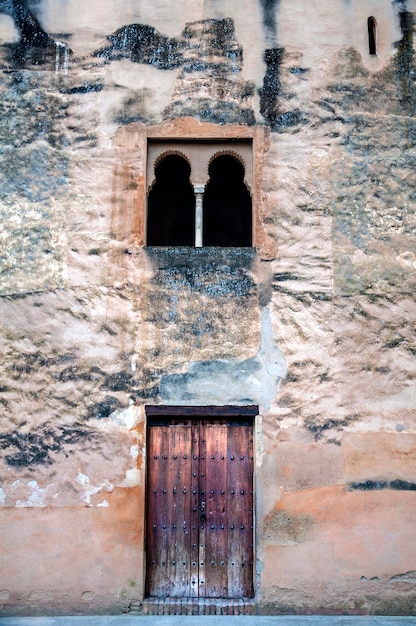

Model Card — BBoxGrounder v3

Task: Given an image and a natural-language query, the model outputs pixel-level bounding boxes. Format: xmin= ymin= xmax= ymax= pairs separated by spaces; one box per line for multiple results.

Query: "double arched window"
xmin=147 ymin=149 xmax=252 ymax=247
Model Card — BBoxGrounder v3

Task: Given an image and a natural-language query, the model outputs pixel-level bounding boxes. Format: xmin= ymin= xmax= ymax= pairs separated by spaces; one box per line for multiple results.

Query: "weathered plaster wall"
xmin=0 ymin=0 xmax=415 ymax=616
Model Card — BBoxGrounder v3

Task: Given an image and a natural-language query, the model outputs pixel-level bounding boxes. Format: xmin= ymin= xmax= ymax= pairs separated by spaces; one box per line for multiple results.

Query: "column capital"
xmin=193 ymin=183 xmax=206 ymax=194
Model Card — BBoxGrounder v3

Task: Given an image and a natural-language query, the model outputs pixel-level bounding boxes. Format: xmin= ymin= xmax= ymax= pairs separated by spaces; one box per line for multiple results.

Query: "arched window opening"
xmin=147 ymin=154 xmax=195 ymax=246
xmin=203 ymin=154 xmax=252 ymax=247
xmin=368 ymin=16 xmax=377 ymax=55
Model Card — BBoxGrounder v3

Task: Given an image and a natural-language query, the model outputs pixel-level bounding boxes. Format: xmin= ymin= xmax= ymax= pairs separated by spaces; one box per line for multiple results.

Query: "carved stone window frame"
xmin=112 ymin=117 xmax=275 ymax=258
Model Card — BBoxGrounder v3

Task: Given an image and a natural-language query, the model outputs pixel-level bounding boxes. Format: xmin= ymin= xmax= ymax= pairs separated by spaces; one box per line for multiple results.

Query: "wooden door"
xmin=146 ymin=417 xmax=254 ymax=599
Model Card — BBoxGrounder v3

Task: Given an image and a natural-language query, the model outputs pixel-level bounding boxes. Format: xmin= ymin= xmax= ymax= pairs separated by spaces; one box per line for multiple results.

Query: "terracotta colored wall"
xmin=0 ymin=489 xmax=144 ymax=615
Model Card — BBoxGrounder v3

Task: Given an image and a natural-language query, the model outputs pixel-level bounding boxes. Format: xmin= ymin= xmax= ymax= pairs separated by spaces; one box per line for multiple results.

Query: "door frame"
xmin=144 ymin=405 xmax=258 ymax=600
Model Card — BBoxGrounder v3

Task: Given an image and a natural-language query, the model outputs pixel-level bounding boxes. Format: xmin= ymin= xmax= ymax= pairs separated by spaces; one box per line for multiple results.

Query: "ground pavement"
xmin=1 ymin=616 xmax=416 ymax=626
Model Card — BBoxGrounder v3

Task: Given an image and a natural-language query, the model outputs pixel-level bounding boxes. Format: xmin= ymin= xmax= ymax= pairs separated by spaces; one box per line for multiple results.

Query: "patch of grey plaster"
xmin=0 ymin=14 xmax=19 ymax=43
xmin=255 ymin=415 xmax=265 ymax=469
xmin=263 ymin=509 xmax=315 ymax=544
xmin=76 ymin=472 xmax=113 ymax=506
xmin=390 ymin=571 xmax=416 ymax=583
xmin=108 ymin=404 xmax=141 ymax=429
xmin=118 ymin=468 xmax=141 ymax=488
xmin=29 ymin=590 xmax=54 ymax=602
xmin=130 ymin=445 xmax=139 ymax=460
xmin=159 ymin=307 xmax=286 ymax=409
xmin=14 ymin=480 xmax=47 ymax=507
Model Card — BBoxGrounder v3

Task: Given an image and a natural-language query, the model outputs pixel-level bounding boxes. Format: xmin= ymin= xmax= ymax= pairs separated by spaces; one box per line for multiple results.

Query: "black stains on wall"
xmin=142 ymin=247 xmax=258 ymax=372
xmin=259 ymin=47 xmax=309 ymax=129
xmin=274 ymin=272 xmax=300 ymax=283
xmin=214 ymin=18 xmax=241 ymax=59
xmin=94 ymin=18 xmax=255 ymax=125
xmin=8 ymin=352 xmax=75 ymax=377
xmin=182 ymin=18 xmax=242 ymax=68
xmin=87 ymin=396 xmax=123 ymax=420
xmin=0 ymin=70 xmax=70 ymax=219
xmin=0 ymin=70 xmax=69 ymax=147
xmin=168 ymin=95 xmax=255 ymax=126
xmin=349 ymin=479 xmax=416 ymax=491
xmin=57 ymin=365 xmax=103 ymax=383
xmin=0 ymin=10 xmax=255 ymax=125
xmin=94 ymin=19 xmax=243 ymax=74
xmin=259 ymin=48 xmax=283 ymax=124
xmin=0 ymin=423 xmax=98 ymax=467
xmin=95 ymin=24 xmax=183 ymax=69
xmin=101 ymin=372 xmax=134 ymax=392
xmin=3 ymin=342 xmax=159 ymax=420
xmin=1 ymin=0 xmax=64 ymax=67
xmin=395 ymin=10 xmax=415 ymax=108
xmin=165 ymin=19 xmax=255 ymax=125
xmin=306 ymin=414 xmax=360 ymax=441
xmin=59 ymin=83 xmax=104 ymax=95
xmin=146 ymin=248 xmax=256 ymax=301
xmin=259 ymin=0 xmax=280 ymax=45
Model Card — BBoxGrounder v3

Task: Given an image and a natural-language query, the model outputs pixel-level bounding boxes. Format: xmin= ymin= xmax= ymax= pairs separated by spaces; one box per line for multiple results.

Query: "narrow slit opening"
xmin=368 ymin=16 xmax=377 ymax=55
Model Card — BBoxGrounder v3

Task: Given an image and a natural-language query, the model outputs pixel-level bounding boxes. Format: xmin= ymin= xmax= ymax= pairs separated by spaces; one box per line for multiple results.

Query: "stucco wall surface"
xmin=0 ymin=0 xmax=415 ymax=616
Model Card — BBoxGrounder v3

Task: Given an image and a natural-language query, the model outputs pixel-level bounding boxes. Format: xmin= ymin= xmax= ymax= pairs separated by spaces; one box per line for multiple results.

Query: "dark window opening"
xmin=147 ymin=154 xmax=195 ymax=246
xmin=368 ymin=16 xmax=377 ymax=55
xmin=203 ymin=154 xmax=252 ymax=247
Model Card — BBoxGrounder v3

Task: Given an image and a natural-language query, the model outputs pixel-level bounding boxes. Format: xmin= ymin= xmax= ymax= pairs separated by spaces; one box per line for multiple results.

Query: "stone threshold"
xmin=128 ymin=597 xmax=255 ymax=615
